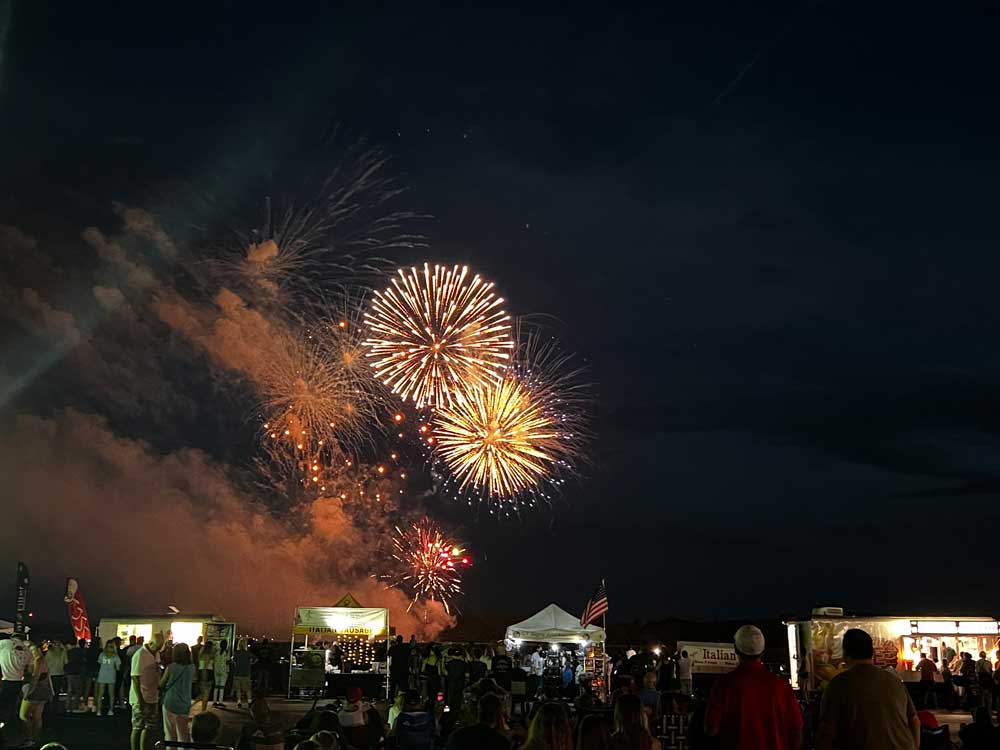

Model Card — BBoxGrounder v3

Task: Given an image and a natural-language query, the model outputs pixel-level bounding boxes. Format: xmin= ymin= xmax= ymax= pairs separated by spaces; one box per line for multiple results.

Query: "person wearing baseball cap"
xmin=704 ymin=624 xmax=803 ymax=750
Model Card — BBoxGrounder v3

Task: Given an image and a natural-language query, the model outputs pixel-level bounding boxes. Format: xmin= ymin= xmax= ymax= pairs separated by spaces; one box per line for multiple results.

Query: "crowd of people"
xmin=283 ymin=682 xmax=660 ymax=750
xmin=913 ymin=644 xmax=1000 ymax=714
xmin=11 ymin=624 xmax=1000 ymax=749
xmin=0 ymin=629 xmax=261 ymax=750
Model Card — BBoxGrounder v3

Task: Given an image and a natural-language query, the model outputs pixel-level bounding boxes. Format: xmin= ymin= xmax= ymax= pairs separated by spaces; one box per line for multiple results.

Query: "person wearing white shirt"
xmin=677 ymin=650 xmax=693 ymax=695
xmin=529 ymin=647 xmax=545 ymax=697
xmin=530 ymin=648 xmax=545 ymax=677
xmin=0 ymin=635 xmax=32 ymax=743
xmin=130 ymin=632 xmax=164 ymax=750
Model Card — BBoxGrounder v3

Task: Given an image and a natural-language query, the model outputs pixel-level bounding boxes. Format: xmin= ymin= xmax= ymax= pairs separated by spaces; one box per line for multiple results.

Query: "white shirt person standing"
xmin=130 ymin=632 xmax=164 ymax=750
xmin=677 ymin=650 xmax=693 ymax=695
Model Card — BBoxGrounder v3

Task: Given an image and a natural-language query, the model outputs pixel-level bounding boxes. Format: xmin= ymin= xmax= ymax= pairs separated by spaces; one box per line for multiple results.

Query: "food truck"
xmin=98 ymin=613 xmax=236 ymax=650
xmin=288 ymin=596 xmax=390 ymax=700
xmin=786 ymin=608 xmax=1000 ymax=691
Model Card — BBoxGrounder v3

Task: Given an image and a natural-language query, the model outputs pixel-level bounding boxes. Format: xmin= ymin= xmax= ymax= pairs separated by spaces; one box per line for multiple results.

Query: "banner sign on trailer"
xmin=293 ymin=606 xmax=388 ymax=637
xmin=677 ymin=641 xmax=739 ymax=674
xmin=14 ymin=562 xmax=29 ymax=637
xmin=64 ymin=578 xmax=92 ymax=642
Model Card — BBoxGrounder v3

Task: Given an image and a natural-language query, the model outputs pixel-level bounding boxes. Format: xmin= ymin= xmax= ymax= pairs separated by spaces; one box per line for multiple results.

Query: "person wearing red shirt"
xmin=704 ymin=625 xmax=803 ymax=750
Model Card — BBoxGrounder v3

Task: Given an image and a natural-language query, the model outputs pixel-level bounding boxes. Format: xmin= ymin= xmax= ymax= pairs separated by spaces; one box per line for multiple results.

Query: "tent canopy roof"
xmin=505 ymin=603 xmax=605 ymax=644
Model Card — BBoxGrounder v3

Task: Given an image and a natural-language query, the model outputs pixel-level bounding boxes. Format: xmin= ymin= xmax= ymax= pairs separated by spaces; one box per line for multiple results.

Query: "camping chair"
xmin=920 ymin=725 xmax=952 ymax=749
xmin=155 ymin=742 xmax=235 ymax=750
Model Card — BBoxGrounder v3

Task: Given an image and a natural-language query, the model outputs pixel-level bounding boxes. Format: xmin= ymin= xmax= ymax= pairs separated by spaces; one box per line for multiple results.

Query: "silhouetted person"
xmin=816 ymin=628 xmax=920 ymax=750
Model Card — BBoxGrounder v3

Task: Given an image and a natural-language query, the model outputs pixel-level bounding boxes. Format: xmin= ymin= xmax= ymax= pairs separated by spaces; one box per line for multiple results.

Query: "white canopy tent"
xmin=0 ymin=619 xmax=13 ymax=634
xmin=505 ymin=603 xmax=606 ymax=645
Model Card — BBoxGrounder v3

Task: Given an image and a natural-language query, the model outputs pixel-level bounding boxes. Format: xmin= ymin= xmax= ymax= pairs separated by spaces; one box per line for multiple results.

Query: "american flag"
xmin=580 ymin=580 xmax=608 ymax=627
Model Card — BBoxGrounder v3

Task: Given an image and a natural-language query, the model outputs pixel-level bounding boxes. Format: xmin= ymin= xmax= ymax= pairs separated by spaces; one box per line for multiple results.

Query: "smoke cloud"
xmin=1 ymin=184 xmax=459 ymax=639
xmin=0 ymin=409 xmax=454 ymax=638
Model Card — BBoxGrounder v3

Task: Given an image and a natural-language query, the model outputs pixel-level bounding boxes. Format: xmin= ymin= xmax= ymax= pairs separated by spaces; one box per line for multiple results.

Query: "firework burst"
xmin=363 ymin=263 xmax=514 ymax=408
xmin=320 ymin=292 xmax=391 ymax=418
xmin=431 ymin=332 xmax=589 ymax=514
xmin=256 ymin=319 xmax=380 ymax=467
xmin=384 ymin=518 xmax=472 ymax=614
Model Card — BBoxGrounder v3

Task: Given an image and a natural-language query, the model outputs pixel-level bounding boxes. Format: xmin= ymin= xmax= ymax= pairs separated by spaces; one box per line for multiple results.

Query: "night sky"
xmin=2 ymin=1 xmax=1000 ymax=631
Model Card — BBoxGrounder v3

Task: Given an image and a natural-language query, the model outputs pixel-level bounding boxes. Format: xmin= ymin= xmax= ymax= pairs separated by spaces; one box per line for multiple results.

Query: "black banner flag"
xmin=14 ymin=561 xmax=29 ymax=637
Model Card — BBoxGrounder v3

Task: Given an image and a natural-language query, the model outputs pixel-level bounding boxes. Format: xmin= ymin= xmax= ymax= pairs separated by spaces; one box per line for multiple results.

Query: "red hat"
xmin=346 ymin=686 xmax=362 ymax=703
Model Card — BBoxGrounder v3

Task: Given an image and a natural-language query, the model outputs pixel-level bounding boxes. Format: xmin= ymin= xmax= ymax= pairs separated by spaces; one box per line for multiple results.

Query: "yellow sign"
xmin=292 ymin=606 xmax=387 ymax=637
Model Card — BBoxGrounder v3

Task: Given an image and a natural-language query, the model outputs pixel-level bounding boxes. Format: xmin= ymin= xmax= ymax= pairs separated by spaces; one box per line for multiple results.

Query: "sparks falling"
xmin=363 ymin=263 xmax=514 ymax=408
xmin=387 ymin=518 xmax=472 ymax=614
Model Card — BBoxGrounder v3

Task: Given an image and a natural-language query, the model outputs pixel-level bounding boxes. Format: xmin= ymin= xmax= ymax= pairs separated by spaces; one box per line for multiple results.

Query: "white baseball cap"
xmin=734 ymin=625 xmax=765 ymax=656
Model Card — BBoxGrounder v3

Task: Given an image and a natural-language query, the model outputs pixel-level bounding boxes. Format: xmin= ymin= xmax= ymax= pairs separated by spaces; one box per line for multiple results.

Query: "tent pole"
xmin=288 ymin=632 xmax=295 ymax=700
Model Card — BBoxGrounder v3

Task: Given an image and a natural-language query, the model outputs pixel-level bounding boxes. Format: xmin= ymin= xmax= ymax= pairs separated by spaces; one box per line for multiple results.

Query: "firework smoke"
xmin=0 ymin=409 xmax=454 ymax=637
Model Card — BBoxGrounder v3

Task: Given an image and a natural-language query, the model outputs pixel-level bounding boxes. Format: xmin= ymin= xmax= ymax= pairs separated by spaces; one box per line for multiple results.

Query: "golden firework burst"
xmin=431 ymin=331 xmax=589 ymax=510
xmin=363 ymin=263 xmax=514 ymax=408
xmin=433 ymin=377 xmax=558 ymax=497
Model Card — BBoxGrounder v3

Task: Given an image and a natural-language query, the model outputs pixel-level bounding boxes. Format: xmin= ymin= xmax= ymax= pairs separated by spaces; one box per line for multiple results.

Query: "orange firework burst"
xmin=256 ymin=330 xmax=369 ymax=454
xmin=363 ymin=263 xmax=514 ymax=408
xmin=386 ymin=518 xmax=472 ymax=613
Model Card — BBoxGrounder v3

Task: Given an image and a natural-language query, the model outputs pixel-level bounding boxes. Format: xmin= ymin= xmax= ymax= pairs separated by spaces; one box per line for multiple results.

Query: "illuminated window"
xmin=959 ymin=621 xmax=999 ymax=635
xmin=117 ymin=623 xmax=153 ymax=643
xmin=171 ymin=621 xmax=204 ymax=646
xmin=915 ymin=621 xmax=959 ymax=634
xmin=787 ymin=624 xmax=800 ymax=690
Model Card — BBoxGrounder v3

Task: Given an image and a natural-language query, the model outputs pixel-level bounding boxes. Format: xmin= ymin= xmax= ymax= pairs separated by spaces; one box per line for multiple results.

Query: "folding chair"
xmin=919 ymin=725 xmax=952 ymax=750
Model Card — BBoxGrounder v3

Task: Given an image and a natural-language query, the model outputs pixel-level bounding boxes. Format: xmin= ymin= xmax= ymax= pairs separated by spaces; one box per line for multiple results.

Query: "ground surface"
xmin=4 ymin=699 xmax=312 ymax=750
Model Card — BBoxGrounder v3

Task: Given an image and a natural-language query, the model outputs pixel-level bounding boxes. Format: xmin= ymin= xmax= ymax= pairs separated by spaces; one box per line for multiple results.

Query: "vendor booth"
xmin=786 ymin=612 xmax=1000 ymax=691
xmin=506 ymin=604 xmax=607 ymax=699
xmin=289 ymin=599 xmax=389 ymax=700
xmin=98 ymin=614 xmax=235 ymax=649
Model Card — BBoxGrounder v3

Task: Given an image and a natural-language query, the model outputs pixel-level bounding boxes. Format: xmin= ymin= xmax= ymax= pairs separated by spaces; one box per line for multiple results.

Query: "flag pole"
xmin=602 ymin=578 xmax=608 ymax=703
xmin=601 ymin=577 xmax=606 ymax=634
